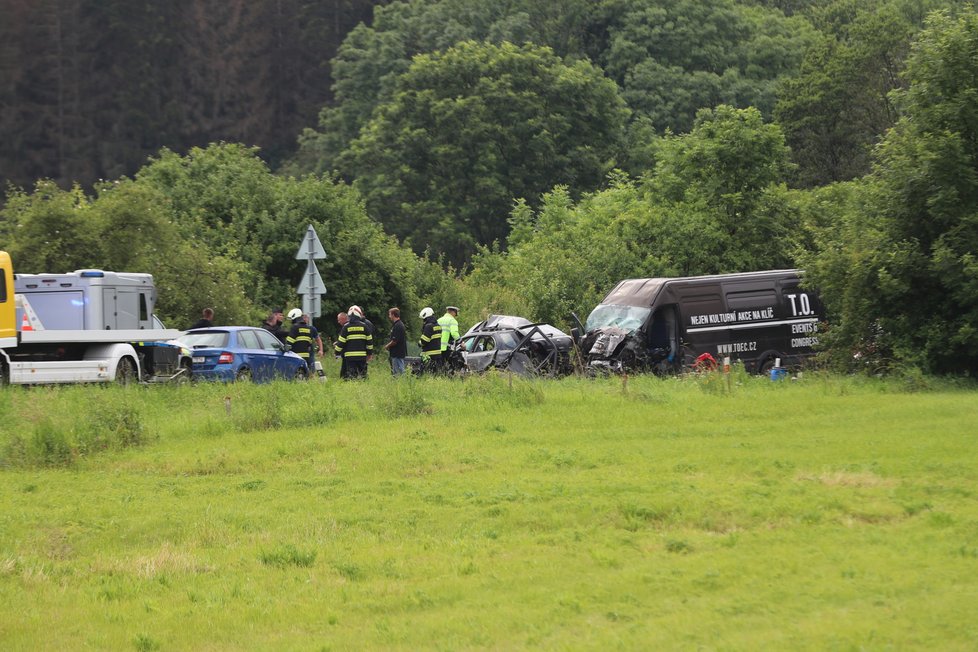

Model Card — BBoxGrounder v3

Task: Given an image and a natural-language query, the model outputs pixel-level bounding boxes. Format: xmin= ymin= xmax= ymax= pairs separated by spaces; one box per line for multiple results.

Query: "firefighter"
xmin=285 ymin=308 xmax=320 ymax=375
xmin=333 ymin=305 xmax=373 ymax=379
xmin=418 ymin=307 xmax=443 ymax=373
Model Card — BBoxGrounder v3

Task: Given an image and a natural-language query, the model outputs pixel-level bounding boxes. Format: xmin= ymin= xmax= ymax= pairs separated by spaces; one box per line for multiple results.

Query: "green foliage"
xmin=289 ymin=0 xmax=599 ymax=177
xmin=774 ymin=0 xmax=951 ymax=186
xmin=801 ymin=9 xmax=978 ymax=374
xmin=1 ymin=143 xmax=451 ymax=334
xmin=594 ymin=0 xmax=817 ymax=135
xmin=136 ymin=144 xmax=449 ymax=335
xmin=344 ymin=40 xmax=629 ymax=264
xmin=467 ymin=106 xmax=798 ymax=328
xmin=0 ymin=176 xmax=256 ymax=326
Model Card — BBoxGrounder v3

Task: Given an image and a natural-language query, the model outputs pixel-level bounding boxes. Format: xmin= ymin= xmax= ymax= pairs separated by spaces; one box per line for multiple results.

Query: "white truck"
xmin=0 ymin=251 xmax=191 ymax=385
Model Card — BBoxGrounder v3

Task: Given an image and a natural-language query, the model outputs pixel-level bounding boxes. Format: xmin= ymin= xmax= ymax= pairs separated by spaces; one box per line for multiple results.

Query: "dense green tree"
xmin=289 ymin=0 xmax=597 ymax=177
xmin=644 ymin=105 xmax=797 ymax=274
xmin=591 ymin=0 xmax=817 ymax=135
xmin=1 ymin=143 xmax=447 ymax=333
xmin=134 ymin=143 xmax=440 ymax=336
xmin=343 ymin=40 xmax=629 ymax=264
xmin=801 ymin=9 xmax=978 ymax=373
xmin=774 ymin=0 xmax=955 ymax=187
xmin=0 ymin=179 xmax=256 ymax=325
xmin=0 ymin=0 xmax=384 ymax=190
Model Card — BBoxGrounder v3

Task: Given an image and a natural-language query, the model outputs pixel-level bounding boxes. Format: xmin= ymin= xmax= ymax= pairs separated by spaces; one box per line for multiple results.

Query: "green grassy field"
xmin=1 ymin=369 xmax=977 ymax=650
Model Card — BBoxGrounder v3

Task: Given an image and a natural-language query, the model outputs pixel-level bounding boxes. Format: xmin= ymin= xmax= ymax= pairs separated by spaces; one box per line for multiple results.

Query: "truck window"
xmin=139 ymin=294 xmax=149 ymax=322
xmin=0 ymin=272 xmax=6 ymax=302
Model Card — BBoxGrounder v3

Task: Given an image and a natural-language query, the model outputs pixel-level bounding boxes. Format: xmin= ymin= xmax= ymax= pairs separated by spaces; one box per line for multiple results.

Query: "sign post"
xmin=295 ymin=224 xmax=327 ymax=318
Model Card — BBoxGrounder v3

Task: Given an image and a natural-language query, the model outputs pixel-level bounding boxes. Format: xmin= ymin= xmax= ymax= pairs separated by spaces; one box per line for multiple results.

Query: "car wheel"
xmin=115 ymin=357 xmax=137 ymax=385
xmin=235 ymin=367 xmax=252 ymax=382
xmin=294 ymin=366 xmax=309 ymax=381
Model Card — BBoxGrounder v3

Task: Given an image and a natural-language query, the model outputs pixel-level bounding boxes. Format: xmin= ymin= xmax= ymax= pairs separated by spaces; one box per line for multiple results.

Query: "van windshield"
xmin=585 ymin=304 xmax=651 ymax=333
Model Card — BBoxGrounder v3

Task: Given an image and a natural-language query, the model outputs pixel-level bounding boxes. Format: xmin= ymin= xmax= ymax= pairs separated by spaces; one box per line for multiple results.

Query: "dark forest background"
xmin=0 ymin=0 xmax=386 ymax=189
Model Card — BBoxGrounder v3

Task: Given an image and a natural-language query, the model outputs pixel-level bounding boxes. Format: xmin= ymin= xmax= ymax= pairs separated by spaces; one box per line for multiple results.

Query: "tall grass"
xmin=1 ymin=371 xmax=976 ymax=649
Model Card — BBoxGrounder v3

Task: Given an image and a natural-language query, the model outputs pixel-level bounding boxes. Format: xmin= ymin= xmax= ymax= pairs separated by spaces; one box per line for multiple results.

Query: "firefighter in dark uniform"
xmin=285 ymin=308 xmax=319 ymax=373
xmin=418 ymin=306 xmax=443 ymax=373
xmin=333 ymin=305 xmax=373 ymax=379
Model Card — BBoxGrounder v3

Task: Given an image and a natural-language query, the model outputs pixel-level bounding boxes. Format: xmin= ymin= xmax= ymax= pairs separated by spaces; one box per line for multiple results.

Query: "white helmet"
xmin=419 ymin=307 xmax=434 ymax=319
xmin=347 ymin=305 xmax=364 ymax=318
xmin=287 ymin=308 xmax=303 ymax=321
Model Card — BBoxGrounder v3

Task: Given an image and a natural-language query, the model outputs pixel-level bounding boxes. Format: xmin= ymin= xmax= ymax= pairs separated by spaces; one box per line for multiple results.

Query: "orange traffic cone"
xmin=20 ymin=312 xmax=32 ymax=331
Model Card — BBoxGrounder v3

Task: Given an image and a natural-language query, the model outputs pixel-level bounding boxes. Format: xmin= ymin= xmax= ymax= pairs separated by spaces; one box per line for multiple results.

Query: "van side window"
xmin=726 ymin=289 xmax=777 ymax=310
xmin=680 ymin=293 xmax=723 ymax=325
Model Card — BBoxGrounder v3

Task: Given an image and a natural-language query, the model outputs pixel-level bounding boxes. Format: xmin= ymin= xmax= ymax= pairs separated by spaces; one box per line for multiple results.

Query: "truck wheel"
xmin=115 ymin=357 xmax=136 ymax=385
xmin=175 ymin=361 xmax=192 ymax=384
xmin=0 ymin=360 xmax=8 ymax=387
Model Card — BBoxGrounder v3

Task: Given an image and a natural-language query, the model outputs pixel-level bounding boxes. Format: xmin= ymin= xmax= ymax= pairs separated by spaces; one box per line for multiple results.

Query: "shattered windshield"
xmin=585 ymin=304 xmax=651 ymax=333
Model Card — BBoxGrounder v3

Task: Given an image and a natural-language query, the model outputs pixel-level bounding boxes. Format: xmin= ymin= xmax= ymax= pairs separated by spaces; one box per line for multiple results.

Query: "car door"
xmin=237 ymin=328 xmax=277 ymax=381
xmin=254 ymin=328 xmax=294 ymax=380
xmin=462 ymin=334 xmax=498 ymax=372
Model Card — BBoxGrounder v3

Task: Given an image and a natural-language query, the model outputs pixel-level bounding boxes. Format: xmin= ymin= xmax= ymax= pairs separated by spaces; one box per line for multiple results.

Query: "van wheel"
xmin=115 ymin=357 xmax=137 ymax=385
xmin=758 ymin=356 xmax=778 ymax=376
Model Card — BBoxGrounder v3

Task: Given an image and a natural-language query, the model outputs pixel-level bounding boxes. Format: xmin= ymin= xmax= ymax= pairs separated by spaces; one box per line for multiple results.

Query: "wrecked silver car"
xmin=457 ymin=315 xmax=575 ymax=377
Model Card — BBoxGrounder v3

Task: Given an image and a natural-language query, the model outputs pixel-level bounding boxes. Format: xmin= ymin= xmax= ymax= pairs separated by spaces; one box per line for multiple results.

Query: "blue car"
xmin=177 ymin=327 xmax=309 ymax=382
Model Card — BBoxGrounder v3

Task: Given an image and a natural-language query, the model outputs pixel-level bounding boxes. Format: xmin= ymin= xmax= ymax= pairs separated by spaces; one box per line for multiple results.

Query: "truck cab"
xmin=0 ymin=251 xmax=16 ymax=349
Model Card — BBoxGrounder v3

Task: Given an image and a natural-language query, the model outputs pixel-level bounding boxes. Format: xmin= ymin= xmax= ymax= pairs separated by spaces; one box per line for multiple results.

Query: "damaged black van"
xmin=577 ymin=269 xmax=825 ymax=374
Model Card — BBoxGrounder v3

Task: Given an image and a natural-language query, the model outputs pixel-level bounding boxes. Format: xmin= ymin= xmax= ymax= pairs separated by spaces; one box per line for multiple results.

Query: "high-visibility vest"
xmin=438 ymin=313 xmax=459 ymax=351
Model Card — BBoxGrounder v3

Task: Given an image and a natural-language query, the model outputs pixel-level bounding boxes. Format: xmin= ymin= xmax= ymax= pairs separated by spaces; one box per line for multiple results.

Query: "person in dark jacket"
xmin=333 ymin=305 xmax=373 ymax=379
xmin=188 ymin=308 xmax=214 ymax=330
xmin=384 ymin=307 xmax=408 ymax=376
xmin=261 ymin=308 xmax=287 ymax=343
xmin=418 ymin=306 xmax=443 ymax=373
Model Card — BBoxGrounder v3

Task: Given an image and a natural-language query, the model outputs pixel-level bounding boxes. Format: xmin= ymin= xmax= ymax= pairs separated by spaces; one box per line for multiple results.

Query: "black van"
xmin=577 ymin=269 xmax=824 ymax=374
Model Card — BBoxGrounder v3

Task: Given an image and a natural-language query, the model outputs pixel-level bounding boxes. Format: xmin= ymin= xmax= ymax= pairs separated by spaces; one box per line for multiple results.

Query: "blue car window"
xmin=237 ymin=329 xmax=261 ymax=350
xmin=255 ymin=329 xmax=283 ymax=351
xmin=180 ymin=331 xmax=228 ymax=348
